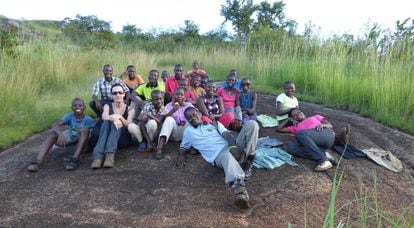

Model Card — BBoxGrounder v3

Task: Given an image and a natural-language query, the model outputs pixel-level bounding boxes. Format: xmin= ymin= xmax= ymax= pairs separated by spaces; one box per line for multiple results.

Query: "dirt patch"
xmin=1 ymin=93 xmax=413 ymax=226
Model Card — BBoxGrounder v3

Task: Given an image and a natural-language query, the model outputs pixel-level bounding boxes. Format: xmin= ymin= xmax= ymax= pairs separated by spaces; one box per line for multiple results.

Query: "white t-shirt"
xmin=275 ymin=93 xmax=298 ymax=121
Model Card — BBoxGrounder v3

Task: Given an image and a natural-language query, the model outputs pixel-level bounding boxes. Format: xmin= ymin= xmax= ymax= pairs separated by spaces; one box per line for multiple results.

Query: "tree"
xmin=62 ymin=15 xmax=116 ymax=50
xmin=180 ymin=20 xmax=200 ymax=38
xmin=221 ymin=0 xmax=256 ymax=41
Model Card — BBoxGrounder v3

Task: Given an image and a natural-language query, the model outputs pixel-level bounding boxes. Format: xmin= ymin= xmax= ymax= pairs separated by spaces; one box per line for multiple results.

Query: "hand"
xmin=173 ymin=102 xmax=180 ymax=112
xmin=315 ymin=124 xmax=324 ymax=131
xmin=96 ymin=101 xmax=102 ymax=112
xmin=114 ymin=119 xmax=123 ymax=130
xmin=111 ymin=114 xmax=122 ymax=122
xmin=175 ymin=153 xmax=186 ymax=168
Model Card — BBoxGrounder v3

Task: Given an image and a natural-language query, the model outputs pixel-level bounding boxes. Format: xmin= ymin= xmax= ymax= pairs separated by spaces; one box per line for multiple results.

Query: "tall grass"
xmin=1 ymin=33 xmax=413 ymax=148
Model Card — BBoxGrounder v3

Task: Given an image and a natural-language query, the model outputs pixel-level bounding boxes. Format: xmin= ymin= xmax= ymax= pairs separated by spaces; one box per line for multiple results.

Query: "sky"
xmin=0 ymin=0 xmax=413 ymax=37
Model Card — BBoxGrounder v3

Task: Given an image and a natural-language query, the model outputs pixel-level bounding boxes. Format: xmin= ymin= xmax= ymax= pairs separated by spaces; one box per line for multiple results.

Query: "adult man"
xmin=164 ymin=64 xmax=188 ymax=104
xmin=176 ymin=107 xmax=259 ymax=209
xmin=90 ymin=64 xmax=129 ymax=117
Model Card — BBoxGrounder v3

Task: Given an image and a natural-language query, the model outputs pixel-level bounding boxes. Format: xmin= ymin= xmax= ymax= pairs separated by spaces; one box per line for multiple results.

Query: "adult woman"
xmin=277 ymin=109 xmax=338 ymax=171
xmin=91 ymin=84 xmax=135 ymax=169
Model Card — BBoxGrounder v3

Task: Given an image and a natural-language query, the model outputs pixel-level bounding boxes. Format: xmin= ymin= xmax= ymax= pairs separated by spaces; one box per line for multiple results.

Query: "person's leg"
xmin=142 ymin=119 xmax=157 ymax=151
xmin=128 ymin=123 xmax=143 ymax=143
xmin=117 ymin=127 xmax=131 ymax=149
xmin=214 ymin=148 xmax=246 ymax=185
xmin=234 ymin=106 xmax=243 ymax=121
xmin=289 ymin=128 xmax=334 ymax=163
xmin=92 ymin=120 xmax=111 ymax=162
xmin=89 ymin=100 xmax=101 ymax=117
xmin=236 ymin=120 xmax=259 ymax=178
xmin=27 ymin=131 xmax=60 ymax=171
xmin=155 ymin=116 xmax=176 ymax=159
xmin=66 ymin=127 xmax=89 ymax=170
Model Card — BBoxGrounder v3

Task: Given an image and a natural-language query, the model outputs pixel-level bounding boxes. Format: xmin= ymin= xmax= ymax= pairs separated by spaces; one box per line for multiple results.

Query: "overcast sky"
xmin=1 ymin=0 xmax=413 ymax=37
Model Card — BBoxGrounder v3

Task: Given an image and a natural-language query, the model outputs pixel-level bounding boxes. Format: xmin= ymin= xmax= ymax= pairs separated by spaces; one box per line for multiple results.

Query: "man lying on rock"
xmin=175 ymin=107 xmax=259 ymax=209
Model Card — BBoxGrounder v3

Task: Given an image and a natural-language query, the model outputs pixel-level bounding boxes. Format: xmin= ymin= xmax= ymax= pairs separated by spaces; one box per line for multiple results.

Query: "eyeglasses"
xmin=111 ymin=91 xmax=124 ymax=95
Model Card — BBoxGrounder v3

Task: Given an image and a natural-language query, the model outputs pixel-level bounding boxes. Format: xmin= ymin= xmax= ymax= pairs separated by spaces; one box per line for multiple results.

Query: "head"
xmin=241 ymin=77 xmax=251 ymax=92
xmin=283 ymin=81 xmax=296 ymax=97
xmin=174 ymin=64 xmax=184 ymax=79
xmin=161 ymin=70 xmax=169 ymax=82
xmin=289 ymin=109 xmax=306 ymax=122
xmin=226 ymin=74 xmax=236 ymax=89
xmin=71 ymin=98 xmax=86 ymax=116
xmin=184 ymin=107 xmax=203 ymax=127
xmin=151 ymin=90 xmax=164 ymax=109
xmin=192 ymin=60 xmax=200 ymax=70
xmin=191 ymin=75 xmax=201 ymax=88
xmin=229 ymin=69 xmax=237 ymax=78
xmin=178 ymin=79 xmax=189 ymax=90
xmin=111 ymin=83 xmax=126 ymax=103
xmin=173 ymin=88 xmax=185 ymax=104
xmin=205 ymin=81 xmax=216 ymax=97
xmin=148 ymin=69 xmax=159 ymax=83
xmin=102 ymin=64 xmax=113 ymax=81
xmin=126 ymin=65 xmax=136 ymax=80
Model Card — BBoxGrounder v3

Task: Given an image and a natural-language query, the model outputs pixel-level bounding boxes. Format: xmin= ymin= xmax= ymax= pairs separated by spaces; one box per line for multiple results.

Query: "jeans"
xmin=92 ymin=120 xmax=131 ymax=160
xmin=287 ymin=128 xmax=334 ymax=164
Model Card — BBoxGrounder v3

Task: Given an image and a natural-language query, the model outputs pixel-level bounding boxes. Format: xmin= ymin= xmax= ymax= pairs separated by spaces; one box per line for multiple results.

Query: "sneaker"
xmin=314 ymin=160 xmax=333 ymax=171
xmin=325 ymin=152 xmax=338 ymax=166
xmin=27 ymin=160 xmax=42 ymax=172
xmin=232 ymin=178 xmax=250 ymax=209
xmin=335 ymin=124 xmax=351 ymax=145
xmin=65 ymin=158 xmax=79 ymax=171
xmin=242 ymin=161 xmax=253 ymax=181
xmin=103 ymin=153 xmax=115 ymax=168
xmin=91 ymin=159 xmax=103 ymax=169
xmin=155 ymin=149 xmax=163 ymax=160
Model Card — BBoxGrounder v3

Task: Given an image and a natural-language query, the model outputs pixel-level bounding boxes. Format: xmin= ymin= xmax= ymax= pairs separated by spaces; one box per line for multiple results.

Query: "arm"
xmin=175 ymin=148 xmax=187 ymax=168
xmin=276 ymin=101 xmax=296 ymax=116
xmin=210 ymin=96 xmax=225 ymax=119
xmin=248 ymin=92 xmax=257 ymax=115
xmin=236 ymin=93 xmax=241 ymax=107
xmin=196 ymin=97 xmax=210 ymax=117
xmin=277 ymin=117 xmax=294 ymax=133
xmin=101 ymin=104 xmax=111 ymax=121
xmin=315 ymin=119 xmax=333 ymax=131
xmin=52 ymin=120 xmax=66 ymax=147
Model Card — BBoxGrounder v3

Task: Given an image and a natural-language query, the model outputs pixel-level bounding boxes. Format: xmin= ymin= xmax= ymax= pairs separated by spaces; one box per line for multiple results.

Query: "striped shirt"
xmin=92 ymin=77 xmax=129 ymax=100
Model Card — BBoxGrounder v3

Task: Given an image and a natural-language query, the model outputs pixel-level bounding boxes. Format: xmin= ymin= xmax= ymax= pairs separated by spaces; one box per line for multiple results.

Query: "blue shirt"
xmin=180 ymin=122 xmax=229 ymax=163
xmin=222 ymin=79 xmax=242 ymax=91
xmin=62 ymin=113 xmax=95 ymax=140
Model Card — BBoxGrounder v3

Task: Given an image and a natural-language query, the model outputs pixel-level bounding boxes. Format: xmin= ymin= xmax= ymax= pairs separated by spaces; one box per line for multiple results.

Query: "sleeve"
xmin=287 ymin=125 xmax=297 ymax=134
xmin=216 ymin=122 xmax=228 ymax=135
xmin=61 ymin=113 xmax=72 ymax=125
xmin=314 ymin=115 xmax=325 ymax=122
xmin=276 ymin=93 xmax=284 ymax=103
xmin=165 ymin=79 xmax=172 ymax=93
xmin=92 ymin=81 xmax=100 ymax=96
xmin=179 ymin=128 xmax=192 ymax=151
xmin=84 ymin=116 xmax=96 ymax=128
xmin=137 ymin=75 xmax=145 ymax=84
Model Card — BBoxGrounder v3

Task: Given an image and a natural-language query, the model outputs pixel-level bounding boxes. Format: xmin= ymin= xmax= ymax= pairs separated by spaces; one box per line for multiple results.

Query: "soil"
xmin=1 ymin=93 xmax=414 ymax=227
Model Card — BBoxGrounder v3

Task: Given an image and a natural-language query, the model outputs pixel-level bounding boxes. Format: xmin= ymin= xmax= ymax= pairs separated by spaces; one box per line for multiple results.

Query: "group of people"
xmin=26 ymin=61 xmax=350 ymax=209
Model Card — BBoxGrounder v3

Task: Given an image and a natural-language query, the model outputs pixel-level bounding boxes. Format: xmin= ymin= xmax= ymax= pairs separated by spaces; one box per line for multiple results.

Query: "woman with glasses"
xmin=91 ymin=83 xmax=135 ymax=169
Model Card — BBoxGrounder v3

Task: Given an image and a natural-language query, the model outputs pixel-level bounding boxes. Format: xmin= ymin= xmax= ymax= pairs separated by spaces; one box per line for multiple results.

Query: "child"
xmin=276 ymin=81 xmax=298 ymax=126
xmin=27 ymin=98 xmax=95 ymax=171
xmin=120 ymin=65 xmax=145 ymax=91
xmin=178 ymin=78 xmax=197 ymax=105
xmin=236 ymin=77 xmax=257 ymax=123
xmin=128 ymin=90 xmax=168 ymax=152
xmin=161 ymin=70 xmax=170 ymax=84
xmin=189 ymin=75 xmax=206 ymax=99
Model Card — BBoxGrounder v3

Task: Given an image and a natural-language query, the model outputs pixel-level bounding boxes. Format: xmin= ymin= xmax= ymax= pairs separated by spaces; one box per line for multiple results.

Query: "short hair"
xmin=71 ymin=98 xmax=85 ymax=106
xmin=149 ymin=69 xmax=159 ymax=75
xmin=151 ymin=90 xmax=164 ymax=98
xmin=184 ymin=106 xmax=199 ymax=119
xmin=174 ymin=64 xmax=183 ymax=70
xmin=288 ymin=108 xmax=300 ymax=117
xmin=284 ymin=80 xmax=294 ymax=87
xmin=127 ymin=65 xmax=135 ymax=70
xmin=103 ymin=64 xmax=112 ymax=70
xmin=174 ymin=87 xmax=185 ymax=95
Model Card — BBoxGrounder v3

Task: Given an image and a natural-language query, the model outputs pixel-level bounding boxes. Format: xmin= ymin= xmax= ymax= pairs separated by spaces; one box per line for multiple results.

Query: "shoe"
xmin=27 ymin=160 xmax=42 ymax=172
xmin=138 ymin=142 xmax=147 ymax=150
xmin=65 ymin=158 xmax=79 ymax=170
xmin=155 ymin=149 xmax=163 ymax=160
xmin=103 ymin=153 xmax=115 ymax=168
xmin=242 ymin=161 xmax=253 ymax=181
xmin=314 ymin=160 xmax=333 ymax=171
xmin=91 ymin=159 xmax=103 ymax=169
xmin=232 ymin=178 xmax=250 ymax=209
xmin=335 ymin=124 xmax=351 ymax=145
xmin=325 ymin=152 xmax=337 ymax=166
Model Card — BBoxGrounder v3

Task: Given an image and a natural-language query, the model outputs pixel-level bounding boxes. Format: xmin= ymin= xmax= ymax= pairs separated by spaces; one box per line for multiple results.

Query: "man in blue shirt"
xmin=176 ymin=107 xmax=259 ymax=209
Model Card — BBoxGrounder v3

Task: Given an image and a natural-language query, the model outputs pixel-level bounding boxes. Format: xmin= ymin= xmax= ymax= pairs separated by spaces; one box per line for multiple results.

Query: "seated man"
xmin=90 ymin=64 xmax=129 ymax=117
xmin=128 ymin=90 xmax=168 ymax=152
xmin=176 ymin=107 xmax=259 ymax=209
xmin=27 ymin=98 xmax=95 ymax=171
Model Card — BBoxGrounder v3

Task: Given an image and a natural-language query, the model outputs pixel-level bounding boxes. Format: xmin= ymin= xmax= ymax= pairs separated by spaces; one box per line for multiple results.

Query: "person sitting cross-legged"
xmin=128 ymin=90 xmax=168 ymax=152
xmin=176 ymin=107 xmax=259 ymax=209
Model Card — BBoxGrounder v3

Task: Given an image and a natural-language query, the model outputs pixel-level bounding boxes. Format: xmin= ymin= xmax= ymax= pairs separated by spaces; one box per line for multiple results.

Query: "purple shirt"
xmin=165 ymin=102 xmax=193 ymax=126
